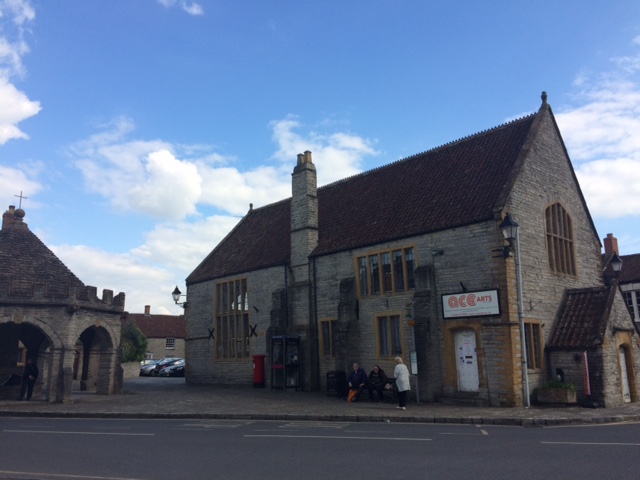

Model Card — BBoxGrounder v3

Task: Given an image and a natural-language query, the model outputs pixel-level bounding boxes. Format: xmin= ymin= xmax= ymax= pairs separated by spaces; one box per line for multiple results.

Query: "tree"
xmin=120 ymin=321 xmax=148 ymax=363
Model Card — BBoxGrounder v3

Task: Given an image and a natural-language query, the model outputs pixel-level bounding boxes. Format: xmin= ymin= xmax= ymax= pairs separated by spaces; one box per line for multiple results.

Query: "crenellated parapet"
xmin=0 ymin=280 xmax=125 ymax=312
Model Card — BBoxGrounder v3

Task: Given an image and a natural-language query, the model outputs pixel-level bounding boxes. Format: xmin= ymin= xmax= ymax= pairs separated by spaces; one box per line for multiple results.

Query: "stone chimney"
xmin=604 ymin=233 xmax=619 ymax=256
xmin=2 ymin=205 xmax=16 ymax=230
xmin=144 ymin=305 xmax=151 ymax=315
xmin=290 ymin=151 xmax=318 ymax=271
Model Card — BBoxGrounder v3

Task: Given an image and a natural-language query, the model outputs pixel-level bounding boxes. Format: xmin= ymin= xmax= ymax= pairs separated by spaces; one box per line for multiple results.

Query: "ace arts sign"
xmin=442 ymin=290 xmax=500 ymax=319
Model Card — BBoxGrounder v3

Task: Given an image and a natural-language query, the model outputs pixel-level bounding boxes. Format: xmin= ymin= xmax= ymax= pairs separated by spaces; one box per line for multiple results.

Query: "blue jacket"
xmin=348 ymin=368 xmax=367 ymax=388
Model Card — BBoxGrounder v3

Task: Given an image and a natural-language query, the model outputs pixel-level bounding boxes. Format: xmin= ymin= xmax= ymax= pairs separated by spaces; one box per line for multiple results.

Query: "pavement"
xmin=2 ymin=377 xmax=640 ymax=426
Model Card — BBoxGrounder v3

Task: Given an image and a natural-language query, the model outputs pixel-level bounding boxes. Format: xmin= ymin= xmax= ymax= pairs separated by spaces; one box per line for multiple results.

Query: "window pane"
xmin=358 ymin=257 xmax=368 ymax=296
xmin=405 ymin=248 xmax=415 ymax=289
xmin=393 ymin=250 xmax=405 ymax=292
xmin=391 ymin=315 xmax=403 ymax=355
xmin=370 ymin=255 xmax=380 ymax=295
xmin=378 ymin=316 xmax=389 ymax=356
xmin=382 ymin=252 xmax=392 ymax=293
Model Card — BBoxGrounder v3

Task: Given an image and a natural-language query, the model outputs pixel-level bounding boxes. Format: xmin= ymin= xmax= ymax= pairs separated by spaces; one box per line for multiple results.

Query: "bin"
xmin=253 ymin=354 xmax=266 ymax=388
xmin=326 ymin=370 xmax=347 ymax=398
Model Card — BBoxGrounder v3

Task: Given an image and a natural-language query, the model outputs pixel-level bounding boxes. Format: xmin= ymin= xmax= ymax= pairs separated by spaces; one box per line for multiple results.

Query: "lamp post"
xmin=609 ymin=252 xmax=623 ymax=274
xmin=172 ymin=286 xmax=188 ymax=309
xmin=499 ymin=213 xmax=530 ymax=407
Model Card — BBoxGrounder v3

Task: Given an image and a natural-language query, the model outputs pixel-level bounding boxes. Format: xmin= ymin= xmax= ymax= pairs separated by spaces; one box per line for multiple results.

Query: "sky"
xmin=1 ymin=0 xmax=639 ymax=315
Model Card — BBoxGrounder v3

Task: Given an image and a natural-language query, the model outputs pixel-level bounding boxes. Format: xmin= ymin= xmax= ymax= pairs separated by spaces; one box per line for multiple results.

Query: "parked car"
xmin=151 ymin=357 xmax=183 ymax=377
xmin=139 ymin=360 xmax=160 ymax=376
xmin=158 ymin=360 xmax=185 ymax=377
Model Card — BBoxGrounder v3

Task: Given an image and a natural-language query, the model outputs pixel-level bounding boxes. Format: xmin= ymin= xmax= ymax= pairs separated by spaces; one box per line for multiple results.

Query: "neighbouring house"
xmin=0 ymin=206 xmax=125 ymax=402
xmin=184 ymin=93 xmax=639 ymax=407
xmin=602 ymin=234 xmax=640 ymax=325
xmin=125 ymin=306 xmax=186 ymax=360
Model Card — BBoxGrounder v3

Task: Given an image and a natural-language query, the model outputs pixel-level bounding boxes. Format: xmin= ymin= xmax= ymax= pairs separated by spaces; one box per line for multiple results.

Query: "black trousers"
xmin=368 ymin=383 xmax=385 ymax=401
xmin=398 ymin=390 xmax=408 ymax=408
xmin=20 ymin=380 xmax=35 ymax=400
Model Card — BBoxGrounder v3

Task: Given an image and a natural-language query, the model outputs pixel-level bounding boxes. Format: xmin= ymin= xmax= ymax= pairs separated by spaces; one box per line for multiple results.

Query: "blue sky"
xmin=1 ymin=0 xmax=639 ymax=314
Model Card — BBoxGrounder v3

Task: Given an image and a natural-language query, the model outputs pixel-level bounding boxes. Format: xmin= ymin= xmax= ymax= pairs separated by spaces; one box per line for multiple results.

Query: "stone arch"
xmin=75 ymin=323 xmax=120 ymax=395
xmin=0 ymin=316 xmax=56 ymax=401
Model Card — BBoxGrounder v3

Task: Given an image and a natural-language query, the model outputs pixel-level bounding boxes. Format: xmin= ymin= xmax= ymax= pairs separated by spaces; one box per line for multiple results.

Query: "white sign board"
xmin=442 ymin=289 xmax=500 ymax=319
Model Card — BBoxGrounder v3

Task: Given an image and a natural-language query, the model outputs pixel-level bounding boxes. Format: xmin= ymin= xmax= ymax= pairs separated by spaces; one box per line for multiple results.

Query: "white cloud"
xmin=0 ymin=1 xmax=39 ymax=144
xmin=0 ymin=77 xmax=40 ymax=143
xmin=555 ymin=43 xmax=640 ymax=220
xmin=52 ymin=244 xmax=178 ymax=315
xmin=270 ymin=115 xmax=378 ymax=185
xmin=156 ymin=0 xmax=203 ymax=16
xmin=0 ymin=164 xmax=41 ymax=204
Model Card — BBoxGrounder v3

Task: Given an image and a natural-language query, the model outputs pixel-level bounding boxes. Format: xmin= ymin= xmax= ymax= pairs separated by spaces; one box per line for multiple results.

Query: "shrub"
xmin=540 ymin=379 xmax=576 ymax=392
xmin=120 ymin=322 xmax=148 ymax=363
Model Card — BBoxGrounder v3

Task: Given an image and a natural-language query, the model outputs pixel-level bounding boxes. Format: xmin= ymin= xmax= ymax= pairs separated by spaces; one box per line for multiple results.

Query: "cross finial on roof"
xmin=14 ymin=191 xmax=28 ymax=208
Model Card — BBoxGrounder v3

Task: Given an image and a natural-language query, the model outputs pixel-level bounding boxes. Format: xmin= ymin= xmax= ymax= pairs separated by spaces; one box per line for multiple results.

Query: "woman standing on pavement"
xmin=393 ymin=356 xmax=410 ymax=410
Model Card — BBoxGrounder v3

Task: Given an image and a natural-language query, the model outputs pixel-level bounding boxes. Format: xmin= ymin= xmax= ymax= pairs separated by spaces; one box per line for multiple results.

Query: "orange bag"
xmin=347 ymin=389 xmax=358 ymax=402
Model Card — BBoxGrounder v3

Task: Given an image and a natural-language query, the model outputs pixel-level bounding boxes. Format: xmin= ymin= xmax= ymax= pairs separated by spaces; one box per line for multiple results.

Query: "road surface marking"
xmin=542 ymin=441 xmax=640 ymax=446
xmin=0 ymin=470 xmax=144 ymax=480
xmin=245 ymin=434 xmax=431 ymax=441
xmin=3 ymin=430 xmax=153 ymax=436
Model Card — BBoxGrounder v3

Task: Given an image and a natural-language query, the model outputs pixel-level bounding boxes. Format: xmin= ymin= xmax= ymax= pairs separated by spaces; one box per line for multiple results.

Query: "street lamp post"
xmin=172 ymin=286 xmax=188 ymax=309
xmin=499 ymin=213 xmax=530 ymax=407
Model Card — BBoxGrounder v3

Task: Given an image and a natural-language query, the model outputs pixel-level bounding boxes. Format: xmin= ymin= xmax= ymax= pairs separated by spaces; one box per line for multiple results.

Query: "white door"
xmin=455 ymin=329 xmax=479 ymax=392
xmin=619 ymin=346 xmax=631 ymax=403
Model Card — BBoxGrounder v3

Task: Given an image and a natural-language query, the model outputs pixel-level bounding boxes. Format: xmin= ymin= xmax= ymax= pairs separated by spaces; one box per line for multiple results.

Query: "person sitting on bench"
xmin=367 ymin=365 xmax=388 ymax=402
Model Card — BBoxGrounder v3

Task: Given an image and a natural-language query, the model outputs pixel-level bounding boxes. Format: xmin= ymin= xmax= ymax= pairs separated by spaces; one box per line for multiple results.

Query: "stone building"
xmin=0 ymin=206 xmax=125 ymax=402
xmin=126 ymin=305 xmax=186 ymax=360
xmin=602 ymin=233 xmax=640 ymax=325
xmin=184 ymin=93 xmax=639 ymax=407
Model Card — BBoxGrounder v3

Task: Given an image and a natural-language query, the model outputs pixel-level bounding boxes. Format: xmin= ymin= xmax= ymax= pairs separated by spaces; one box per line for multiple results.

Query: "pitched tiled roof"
xmin=188 ymin=113 xmax=537 ymax=284
xmin=547 ymin=286 xmax=615 ymax=349
xmin=0 ymin=212 xmax=85 ymax=297
xmin=126 ymin=313 xmax=186 ymax=338
xmin=619 ymin=253 xmax=640 ymax=284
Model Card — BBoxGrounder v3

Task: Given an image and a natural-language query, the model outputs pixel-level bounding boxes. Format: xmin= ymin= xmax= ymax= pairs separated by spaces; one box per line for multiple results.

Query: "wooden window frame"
xmin=319 ymin=319 xmax=337 ymax=358
xmin=375 ymin=313 xmax=404 ymax=358
xmin=165 ymin=338 xmax=176 ymax=350
xmin=545 ymin=203 xmax=576 ymax=276
xmin=524 ymin=322 xmax=543 ymax=371
xmin=356 ymin=246 xmax=416 ymax=298
xmin=214 ymin=278 xmax=251 ymax=360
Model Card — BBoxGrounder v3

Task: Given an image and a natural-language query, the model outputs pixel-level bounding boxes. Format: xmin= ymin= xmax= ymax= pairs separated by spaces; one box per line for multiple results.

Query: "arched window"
xmin=545 ymin=203 xmax=576 ymax=275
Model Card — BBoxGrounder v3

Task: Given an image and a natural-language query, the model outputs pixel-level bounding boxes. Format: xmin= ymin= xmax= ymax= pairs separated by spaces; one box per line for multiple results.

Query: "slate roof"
xmin=0 ymin=209 xmax=85 ymax=297
xmin=125 ymin=313 xmax=186 ymax=339
xmin=547 ymin=286 xmax=615 ymax=349
xmin=188 ymin=111 xmax=538 ymax=285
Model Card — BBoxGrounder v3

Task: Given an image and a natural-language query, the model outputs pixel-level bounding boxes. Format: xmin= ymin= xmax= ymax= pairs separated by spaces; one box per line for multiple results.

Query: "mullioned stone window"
xmin=545 ymin=202 xmax=576 ymax=275
xmin=214 ymin=278 xmax=251 ymax=360
xmin=376 ymin=313 xmax=404 ymax=358
xmin=319 ymin=319 xmax=337 ymax=358
xmin=524 ymin=322 xmax=543 ymax=370
xmin=356 ymin=247 xmax=416 ymax=297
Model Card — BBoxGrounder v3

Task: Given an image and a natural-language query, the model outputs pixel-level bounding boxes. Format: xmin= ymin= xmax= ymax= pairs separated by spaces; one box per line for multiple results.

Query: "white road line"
xmin=3 ymin=430 xmax=154 ymax=436
xmin=542 ymin=441 xmax=640 ymax=446
xmin=439 ymin=432 xmax=486 ymax=436
xmin=476 ymin=425 xmax=489 ymax=435
xmin=245 ymin=434 xmax=431 ymax=441
xmin=0 ymin=470 xmax=145 ymax=480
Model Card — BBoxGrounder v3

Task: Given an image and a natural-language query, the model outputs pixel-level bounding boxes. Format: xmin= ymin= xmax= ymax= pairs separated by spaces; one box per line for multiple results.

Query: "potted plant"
xmin=536 ymin=379 xmax=577 ymax=404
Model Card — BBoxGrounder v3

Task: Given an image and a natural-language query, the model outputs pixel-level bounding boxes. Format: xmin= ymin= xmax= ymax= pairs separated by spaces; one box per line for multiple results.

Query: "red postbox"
xmin=253 ymin=354 xmax=266 ymax=388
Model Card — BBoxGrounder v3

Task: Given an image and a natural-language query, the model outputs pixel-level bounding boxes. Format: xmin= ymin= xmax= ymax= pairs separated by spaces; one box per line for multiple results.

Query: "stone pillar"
xmin=47 ymin=347 xmax=74 ymax=403
xmin=413 ymin=265 xmax=440 ymax=402
xmin=335 ymin=278 xmax=359 ymax=373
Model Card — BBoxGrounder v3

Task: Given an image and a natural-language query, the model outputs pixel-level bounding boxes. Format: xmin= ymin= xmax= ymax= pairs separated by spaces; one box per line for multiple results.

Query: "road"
xmin=1 ymin=418 xmax=639 ymax=479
